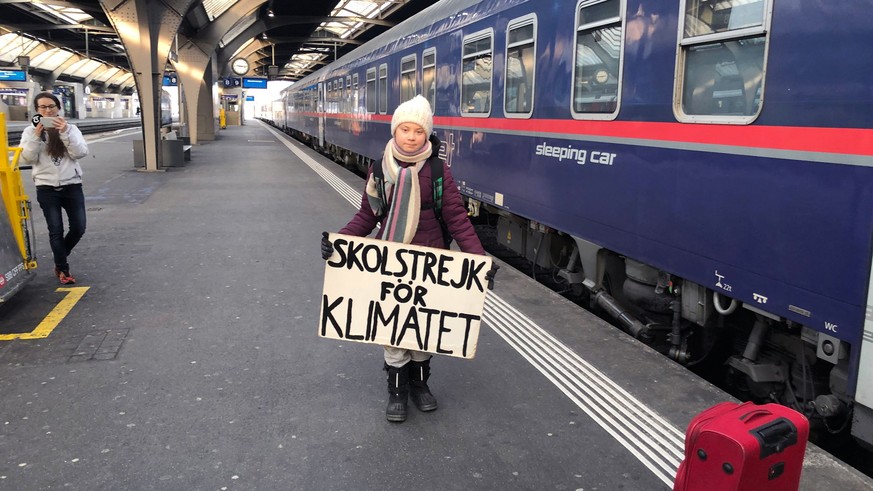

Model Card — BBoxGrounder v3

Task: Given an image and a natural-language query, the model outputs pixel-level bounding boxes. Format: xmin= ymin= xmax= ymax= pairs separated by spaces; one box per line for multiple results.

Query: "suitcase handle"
xmin=738 ymin=408 xmax=773 ymax=424
xmin=750 ymin=417 xmax=798 ymax=458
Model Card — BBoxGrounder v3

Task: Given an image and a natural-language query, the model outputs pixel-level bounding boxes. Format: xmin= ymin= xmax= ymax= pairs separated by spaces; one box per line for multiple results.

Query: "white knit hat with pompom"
xmin=391 ymin=95 xmax=433 ymax=136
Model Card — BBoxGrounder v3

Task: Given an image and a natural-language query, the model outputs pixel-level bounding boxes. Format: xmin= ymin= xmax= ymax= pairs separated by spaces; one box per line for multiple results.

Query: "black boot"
xmin=409 ymin=358 xmax=438 ymax=412
xmin=385 ymin=363 xmax=409 ymax=422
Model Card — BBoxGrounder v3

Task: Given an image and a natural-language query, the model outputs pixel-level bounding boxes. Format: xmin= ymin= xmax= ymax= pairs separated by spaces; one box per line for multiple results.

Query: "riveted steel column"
xmin=173 ymin=36 xmax=212 ymax=144
xmin=174 ymin=0 xmax=263 ymax=144
xmin=99 ymin=0 xmax=195 ymax=171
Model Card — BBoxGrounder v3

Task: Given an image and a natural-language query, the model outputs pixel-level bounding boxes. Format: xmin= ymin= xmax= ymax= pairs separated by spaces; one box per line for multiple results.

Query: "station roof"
xmin=0 ymin=0 xmax=437 ymax=91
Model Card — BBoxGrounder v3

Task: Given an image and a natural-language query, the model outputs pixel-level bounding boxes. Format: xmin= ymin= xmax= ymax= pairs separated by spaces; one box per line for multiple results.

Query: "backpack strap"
xmin=429 ymin=158 xmax=453 ymax=248
xmin=370 ymin=159 xmax=387 ymax=219
xmin=430 ymin=157 xmax=444 ymax=220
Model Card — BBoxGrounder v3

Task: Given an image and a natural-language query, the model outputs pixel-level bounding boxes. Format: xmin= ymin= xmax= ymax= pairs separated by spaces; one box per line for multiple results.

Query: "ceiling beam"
xmin=266 ymin=15 xmax=394 ymax=28
xmin=0 ymin=23 xmax=116 ymax=34
xmin=0 ymin=0 xmax=105 ymax=15
xmin=263 ymin=36 xmax=364 ymax=46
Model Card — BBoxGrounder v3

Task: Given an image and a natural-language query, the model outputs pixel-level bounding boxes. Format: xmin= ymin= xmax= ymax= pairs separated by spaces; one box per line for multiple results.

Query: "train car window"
xmin=379 ymin=63 xmax=388 ymax=114
xmin=571 ymin=0 xmax=624 ymax=120
xmin=675 ymin=0 xmax=770 ymax=123
xmin=366 ymin=68 xmax=377 ymax=113
xmin=401 ymin=55 xmax=417 ymax=102
xmin=461 ymin=29 xmax=494 ymax=117
xmin=422 ymin=49 xmax=436 ymax=109
xmin=505 ymin=15 xmax=537 ymax=119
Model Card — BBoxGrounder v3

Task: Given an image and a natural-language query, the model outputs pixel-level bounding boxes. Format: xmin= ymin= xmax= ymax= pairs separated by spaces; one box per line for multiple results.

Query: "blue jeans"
xmin=36 ymin=184 xmax=86 ymax=274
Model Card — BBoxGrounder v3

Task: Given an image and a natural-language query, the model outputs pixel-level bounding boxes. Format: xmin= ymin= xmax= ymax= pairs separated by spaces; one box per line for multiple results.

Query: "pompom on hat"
xmin=391 ymin=95 xmax=433 ymax=137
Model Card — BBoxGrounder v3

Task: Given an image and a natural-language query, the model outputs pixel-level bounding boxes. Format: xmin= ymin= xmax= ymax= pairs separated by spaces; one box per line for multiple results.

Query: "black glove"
xmin=321 ymin=231 xmax=334 ymax=260
xmin=484 ymin=263 xmax=499 ymax=291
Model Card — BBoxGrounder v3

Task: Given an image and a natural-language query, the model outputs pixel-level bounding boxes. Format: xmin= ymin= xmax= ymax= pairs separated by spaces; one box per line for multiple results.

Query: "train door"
xmin=421 ymin=48 xmax=456 ymax=166
xmin=317 ymin=82 xmax=325 ymax=148
xmin=858 ymin=263 xmax=873 ymax=426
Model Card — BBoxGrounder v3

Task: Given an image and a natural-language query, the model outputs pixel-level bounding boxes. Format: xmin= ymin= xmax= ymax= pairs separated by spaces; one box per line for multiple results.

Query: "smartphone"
xmin=40 ymin=116 xmax=57 ymax=128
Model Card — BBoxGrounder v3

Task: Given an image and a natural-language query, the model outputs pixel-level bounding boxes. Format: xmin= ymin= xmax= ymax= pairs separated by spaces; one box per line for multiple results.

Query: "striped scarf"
xmin=366 ymin=138 xmax=432 ymax=243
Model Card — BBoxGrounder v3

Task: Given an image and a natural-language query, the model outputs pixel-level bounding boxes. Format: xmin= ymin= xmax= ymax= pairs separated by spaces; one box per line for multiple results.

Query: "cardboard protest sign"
xmin=319 ymin=233 xmax=492 ymax=359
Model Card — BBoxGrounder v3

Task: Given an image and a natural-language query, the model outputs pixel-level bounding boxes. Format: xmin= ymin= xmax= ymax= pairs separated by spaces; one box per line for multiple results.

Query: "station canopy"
xmin=0 ymin=0 xmax=437 ymax=92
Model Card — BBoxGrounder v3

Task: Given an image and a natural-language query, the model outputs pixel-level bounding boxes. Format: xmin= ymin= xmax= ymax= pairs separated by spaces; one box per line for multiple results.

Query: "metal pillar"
xmin=99 ymin=0 xmax=195 ymax=171
xmin=173 ymin=0 xmax=263 ymax=144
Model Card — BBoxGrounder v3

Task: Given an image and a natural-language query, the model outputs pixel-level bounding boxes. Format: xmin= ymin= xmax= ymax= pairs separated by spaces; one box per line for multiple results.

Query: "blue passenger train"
xmin=266 ymin=0 xmax=873 ymax=450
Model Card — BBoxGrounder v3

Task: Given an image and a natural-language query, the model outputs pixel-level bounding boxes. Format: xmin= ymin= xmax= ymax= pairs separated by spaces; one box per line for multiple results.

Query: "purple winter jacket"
xmin=339 ymin=137 xmax=486 ymax=255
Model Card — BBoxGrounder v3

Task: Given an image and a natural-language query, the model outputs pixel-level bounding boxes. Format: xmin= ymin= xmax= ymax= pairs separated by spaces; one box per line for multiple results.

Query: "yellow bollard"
xmin=219 ymin=107 xmax=227 ymax=129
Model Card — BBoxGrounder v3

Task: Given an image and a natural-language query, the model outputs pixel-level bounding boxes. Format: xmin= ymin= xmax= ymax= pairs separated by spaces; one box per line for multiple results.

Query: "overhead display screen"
xmin=242 ymin=77 xmax=267 ymax=89
xmin=0 ymin=70 xmax=26 ymax=81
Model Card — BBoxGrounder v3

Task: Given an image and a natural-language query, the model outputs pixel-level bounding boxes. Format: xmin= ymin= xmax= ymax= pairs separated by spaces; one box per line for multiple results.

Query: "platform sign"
xmin=222 ymin=78 xmax=241 ymax=88
xmin=162 ymin=74 xmax=178 ymax=86
xmin=242 ymin=77 xmax=267 ymax=89
xmin=245 ymin=95 xmax=254 ymax=101
xmin=320 ymin=234 xmax=491 ymax=359
xmin=0 ymin=70 xmax=26 ymax=81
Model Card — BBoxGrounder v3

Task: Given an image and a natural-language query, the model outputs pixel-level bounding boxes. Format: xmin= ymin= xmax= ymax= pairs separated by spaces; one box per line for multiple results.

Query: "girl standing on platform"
xmin=19 ymin=92 xmax=89 ymax=285
xmin=321 ymin=95 xmax=497 ymax=422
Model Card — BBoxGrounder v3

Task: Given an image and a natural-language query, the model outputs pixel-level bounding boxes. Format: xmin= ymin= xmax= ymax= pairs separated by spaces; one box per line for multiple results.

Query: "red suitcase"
xmin=673 ymin=401 xmax=809 ymax=491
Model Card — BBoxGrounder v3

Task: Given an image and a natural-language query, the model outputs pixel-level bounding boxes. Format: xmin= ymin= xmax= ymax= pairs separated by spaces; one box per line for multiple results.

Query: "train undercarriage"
xmin=475 ymin=202 xmax=870 ymax=452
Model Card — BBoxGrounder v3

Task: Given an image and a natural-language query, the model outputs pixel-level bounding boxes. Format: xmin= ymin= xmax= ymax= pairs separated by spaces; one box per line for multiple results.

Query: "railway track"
xmin=6 ymin=118 xmax=142 ymax=146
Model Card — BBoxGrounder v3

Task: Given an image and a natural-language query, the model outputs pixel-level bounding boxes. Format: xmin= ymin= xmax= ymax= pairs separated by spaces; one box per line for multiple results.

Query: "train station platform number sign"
xmin=222 ymin=78 xmax=241 ymax=88
xmin=320 ymin=234 xmax=492 ymax=359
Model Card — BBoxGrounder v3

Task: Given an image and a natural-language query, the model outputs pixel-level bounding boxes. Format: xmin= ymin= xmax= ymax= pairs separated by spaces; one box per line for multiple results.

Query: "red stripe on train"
xmin=292 ymin=113 xmax=873 ymax=156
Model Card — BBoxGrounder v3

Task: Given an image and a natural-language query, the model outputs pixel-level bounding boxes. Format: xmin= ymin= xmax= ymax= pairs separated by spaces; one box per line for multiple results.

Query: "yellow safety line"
xmin=0 ymin=286 xmax=90 ymax=340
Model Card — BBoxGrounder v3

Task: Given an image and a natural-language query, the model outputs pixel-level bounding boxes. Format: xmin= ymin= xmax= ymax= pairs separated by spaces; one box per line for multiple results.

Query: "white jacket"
xmin=19 ymin=124 xmax=89 ymax=187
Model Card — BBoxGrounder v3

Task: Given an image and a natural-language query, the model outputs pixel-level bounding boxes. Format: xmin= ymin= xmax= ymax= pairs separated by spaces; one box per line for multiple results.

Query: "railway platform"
xmin=0 ymin=121 xmax=870 ymax=490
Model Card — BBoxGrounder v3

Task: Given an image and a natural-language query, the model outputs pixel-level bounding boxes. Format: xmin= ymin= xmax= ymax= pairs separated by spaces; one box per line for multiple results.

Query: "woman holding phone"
xmin=19 ymin=92 xmax=89 ymax=284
